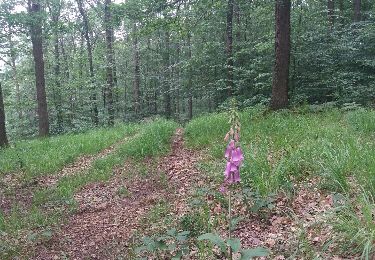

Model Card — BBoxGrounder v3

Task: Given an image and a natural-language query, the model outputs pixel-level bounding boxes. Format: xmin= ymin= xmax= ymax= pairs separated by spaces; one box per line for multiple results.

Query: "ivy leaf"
xmin=227 ymin=238 xmax=241 ymax=253
xmin=197 ymin=233 xmax=227 ymax=253
xmin=240 ymin=247 xmax=269 ymax=260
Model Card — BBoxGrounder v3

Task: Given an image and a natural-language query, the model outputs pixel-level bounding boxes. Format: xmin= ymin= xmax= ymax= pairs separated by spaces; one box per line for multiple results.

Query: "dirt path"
xmin=0 ymin=136 xmax=132 ymax=215
xmin=33 ymin=128 xmax=203 ymax=259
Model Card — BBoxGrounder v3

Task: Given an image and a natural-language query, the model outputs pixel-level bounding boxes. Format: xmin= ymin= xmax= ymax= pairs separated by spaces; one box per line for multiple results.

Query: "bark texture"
xmin=133 ymin=23 xmax=140 ymax=116
xmin=104 ymin=0 xmax=115 ymax=126
xmin=271 ymin=0 xmax=291 ymax=110
xmin=164 ymin=31 xmax=171 ymax=119
xmin=353 ymin=0 xmax=361 ymax=22
xmin=29 ymin=1 xmax=49 ymax=136
xmin=328 ymin=0 xmax=335 ymax=29
xmin=0 ymin=83 xmax=8 ymax=148
xmin=226 ymin=0 xmax=234 ymax=96
xmin=76 ymin=0 xmax=98 ymax=125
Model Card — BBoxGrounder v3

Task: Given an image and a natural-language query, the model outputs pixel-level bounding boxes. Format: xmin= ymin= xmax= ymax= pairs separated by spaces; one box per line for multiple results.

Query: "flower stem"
xmin=228 ymin=188 xmax=232 ymax=260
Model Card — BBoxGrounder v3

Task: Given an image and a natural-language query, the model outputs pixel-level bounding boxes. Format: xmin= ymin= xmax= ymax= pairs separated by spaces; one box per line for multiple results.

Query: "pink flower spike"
xmin=224 ymin=161 xmax=232 ymax=180
xmin=225 ymin=139 xmax=235 ymax=159
xmin=231 ymin=147 xmax=244 ymax=167
xmin=233 ymin=170 xmax=241 ymax=183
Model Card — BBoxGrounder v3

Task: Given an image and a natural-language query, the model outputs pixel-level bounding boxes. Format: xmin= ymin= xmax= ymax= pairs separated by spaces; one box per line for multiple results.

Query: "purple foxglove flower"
xmin=233 ymin=169 xmax=241 ymax=183
xmin=223 ymin=138 xmax=243 ymax=185
xmin=231 ymin=147 xmax=244 ymax=167
xmin=225 ymin=139 xmax=235 ymax=160
xmin=224 ymin=161 xmax=232 ymax=180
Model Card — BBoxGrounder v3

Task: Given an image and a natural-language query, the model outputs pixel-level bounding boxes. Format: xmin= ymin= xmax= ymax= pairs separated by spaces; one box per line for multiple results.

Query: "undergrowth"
xmin=0 ymin=119 xmax=178 ymax=260
xmin=0 ymin=124 xmax=139 ymax=181
xmin=185 ymin=106 xmax=375 ymax=258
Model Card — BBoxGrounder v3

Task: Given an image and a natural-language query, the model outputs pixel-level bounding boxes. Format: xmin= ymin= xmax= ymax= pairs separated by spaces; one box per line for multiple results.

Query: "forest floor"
xmin=1 ymin=110 xmax=374 ymax=259
xmin=33 ymin=128 xmax=204 ymax=259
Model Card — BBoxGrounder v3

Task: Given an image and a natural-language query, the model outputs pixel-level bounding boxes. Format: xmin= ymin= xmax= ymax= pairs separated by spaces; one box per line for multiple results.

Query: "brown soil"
xmin=32 ymin=128 xmax=203 ymax=259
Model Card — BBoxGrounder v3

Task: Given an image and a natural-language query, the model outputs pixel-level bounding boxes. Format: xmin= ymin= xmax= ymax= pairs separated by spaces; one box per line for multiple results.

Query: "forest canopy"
xmin=0 ymin=0 xmax=374 ymax=140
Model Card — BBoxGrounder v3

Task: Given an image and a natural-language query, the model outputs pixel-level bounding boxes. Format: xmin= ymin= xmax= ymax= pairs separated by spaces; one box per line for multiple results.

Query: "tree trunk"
xmin=8 ymin=34 xmax=22 ymax=120
xmin=133 ymin=22 xmax=140 ymax=116
xmin=339 ymin=0 xmax=345 ymax=25
xmin=29 ymin=1 xmax=49 ymax=136
xmin=187 ymin=34 xmax=193 ymax=120
xmin=0 ymin=83 xmax=8 ymax=148
xmin=353 ymin=0 xmax=361 ymax=22
xmin=76 ymin=0 xmax=98 ymax=126
xmin=104 ymin=0 xmax=114 ymax=126
xmin=50 ymin=3 xmax=63 ymax=132
xmin=328 ymin=0 xmax=335 ymax=29
xmin=164 ymin=31 xmax=171 ymax=119
xmin=175 ymin=42 xmax=181 ymax=120
xmin=270 ymin=0 xmax=291 ymax=110
xmin=226 ymin=0 xmax=234 ymax=96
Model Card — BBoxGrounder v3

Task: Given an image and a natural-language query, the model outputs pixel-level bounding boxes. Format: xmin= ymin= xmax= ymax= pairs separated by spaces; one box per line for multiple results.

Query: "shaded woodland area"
xmin=0 ymin=0 xmax=374 ymax=142
xmin=1 ymin=1 xmax=375 ymax=259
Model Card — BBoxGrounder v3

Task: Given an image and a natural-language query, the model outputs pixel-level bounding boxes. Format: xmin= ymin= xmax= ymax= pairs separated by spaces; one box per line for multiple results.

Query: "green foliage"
xmin=242 ymin=188 xmax=276 ymax=216
xmin=118 ymin=119 xmax=178 ymax=159
xmin=333 ymin=190 xmax=375 ymax=259
xmin=187 ymin=107 xmax=375 ymax=257
xmin=136 ymin=228 xmax=190 ymax=259
xmin=0 ymin=119 xmax=177 ymax=259
xmin=240 ymin=247 xmax=270 ymax=260
xmin=197 ymin=232 xmax=269 ymax=259
xmin=0 ymin=124 xmax=138 ymax=180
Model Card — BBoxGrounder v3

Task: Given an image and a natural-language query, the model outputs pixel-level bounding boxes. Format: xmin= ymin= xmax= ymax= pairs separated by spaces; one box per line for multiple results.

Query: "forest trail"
xmin=38 ymin=135 xmax=134 ymax=188
xmin=33 ymin=128 xmax=202 ymax=259
xmin=0 ymin=134 xmax=133 ymax=215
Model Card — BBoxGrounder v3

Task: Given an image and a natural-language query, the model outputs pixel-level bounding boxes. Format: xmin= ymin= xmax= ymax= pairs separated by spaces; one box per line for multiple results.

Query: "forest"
xmin=0 ymin=0 xmax=374 ymax=259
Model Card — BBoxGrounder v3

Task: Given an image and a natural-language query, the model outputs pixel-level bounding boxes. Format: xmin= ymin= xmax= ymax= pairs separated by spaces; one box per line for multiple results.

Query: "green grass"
xmin=0 ymin=124 xmax=139 ymax=180
xmin=0 ymin=119 xmax=178 ymax=259
xmin=185 ymin=107 xmax=375 ymax=195
xmin=185 ymin=106 xmax=375 ymax=257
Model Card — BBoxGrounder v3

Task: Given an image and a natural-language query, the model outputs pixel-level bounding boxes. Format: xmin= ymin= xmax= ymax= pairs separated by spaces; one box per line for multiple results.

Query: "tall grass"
xmin=0 ymin=124 xmax=139 ymax=180
xmin=1 ymin=119 xmax=178 ymax=259
xmin=185 ymin=107 xmax=375 ymax=257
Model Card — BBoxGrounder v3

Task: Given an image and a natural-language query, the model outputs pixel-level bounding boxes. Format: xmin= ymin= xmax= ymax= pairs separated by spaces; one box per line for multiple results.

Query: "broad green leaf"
xmin=230 ymin=216 xmax=244 ymax=231
xmin=41 ymin=230 xmax=53 ymax=239
xmin=197 ymin=233 xmax=227 ymax=253
xmin=134 ymin=246 xmax=147 ymax=254
xmin=154 ymin=240 xmax=167 ymax=250
xmin=227 ymin=238 xmax=241 ymax=253
xmin=176 ymin=231 xmax=190 ymax=241
xmin=240 ymin=247 xmax=269 ymax=260
xmin=171 ymin=251 xmax=182 ymax=260
xmin=167 ymin=228 xmax=177 ymax=236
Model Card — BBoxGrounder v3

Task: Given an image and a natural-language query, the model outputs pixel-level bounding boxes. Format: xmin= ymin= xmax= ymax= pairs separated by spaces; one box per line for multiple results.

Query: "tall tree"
xmin=104 ymin=0 xmax=115 ymax=126
xmin=133 ymin=22 xmax=140 ymax=116
xmin=328 ymin=0 xmax=335 ymax=29
xmin=164 ymin=31 xmax=171 ymax=118
xmin=226 ymin=0 xmax=234 ymax=96
xmin=76 ymin=0 xmax=98 ymax=126
xmin=0 ymin=82 xmax=8 ymax=147
xmin=271 ymin=0 xmax=291 ymax=110
xmin=353 ymin=0 xmax=361 ymax=22
xmin=28 ymin=0 xmax=49 ymax=136
xmin=187 ymin=33 xmax=193 ymax=120
xmin=49 ymin=0 xmax=63 ymax=131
